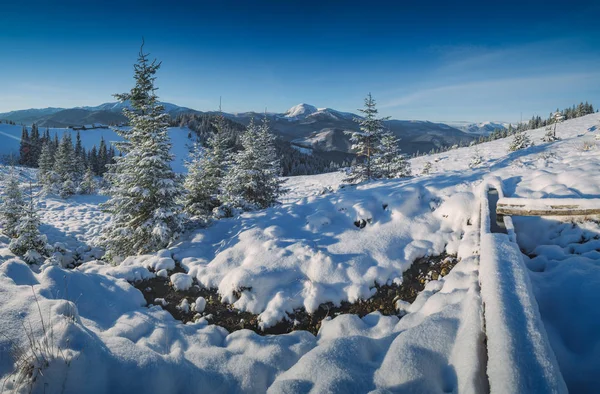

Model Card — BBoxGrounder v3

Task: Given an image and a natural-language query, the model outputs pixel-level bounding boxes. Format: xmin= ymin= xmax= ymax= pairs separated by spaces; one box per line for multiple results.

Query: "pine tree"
xmin=37 ymin=142 xmax=57 ymax=193
xmin=53 ymin=133 xmax=76 ymax=198
xmin=345 ymin=93 xmax=389 ymax=183
xmin=469 ymin=149 xmax=483 ymax=168
xmin=74 ymin=131 xmax=86 ymax=180
xmin=183 ymin=112 xmax=230 ymax=217
xmin=29 ymin=124 xmax=41 ymax=167
xmin=100 ymin=43 xmax=184 ymax=261
xmin=373 ymin=132 xmax=411 ymax=178
xmin=221 ymin=117 xmax=286 ymax=211
xmin=98 ymin=137 xmax=108 ymax=175
xmin=509 ymin=131 xmax=533 ymax=152
xmin=79 ymin=166 xmax=97 ymax=194
xmin=421 ymin=161 xmax=433 ymax=175
xmin=19 ymin=127 xmax=31 ymax=166
xmin=9 ymin=186 xmax=50 ymax=264
xmin=89 ymin=145 xmax=99 ymax=175
xmin=0 ymin=167 xmax=24 ymax=238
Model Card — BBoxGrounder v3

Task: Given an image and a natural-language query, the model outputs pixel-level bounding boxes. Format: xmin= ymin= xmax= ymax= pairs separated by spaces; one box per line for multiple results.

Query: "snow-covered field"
xmin=1 ymin=113 xmax=600 ymax=392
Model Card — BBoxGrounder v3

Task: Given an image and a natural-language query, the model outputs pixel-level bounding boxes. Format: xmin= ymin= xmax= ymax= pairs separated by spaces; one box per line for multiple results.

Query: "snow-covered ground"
xmin=1 ymin=113 xmax=600 ymax=392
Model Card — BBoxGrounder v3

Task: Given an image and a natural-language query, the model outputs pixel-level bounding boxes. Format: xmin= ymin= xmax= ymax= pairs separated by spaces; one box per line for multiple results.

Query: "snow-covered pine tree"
xmin=183 ymin=111 xmax=230 ymax=218
xmin=8 ymin=184 xmax=50 ymax=264
xmin=0 ymin=167 xmax=24 ymax=238
xmin=100 ymin=43 xmax=184 ymax=261
xmin=345 ymin=93 xmax=390 ymax=184
xmin=19 ymin=127 xmax=31 ymax=166
xmin=79 ymin=166 xmax=97 ymax=194
xmin=98 ymin=137 xmax=108 ymax=175
xmin=53 ymin=133 xmax=76 ymax=198
xmin=29 ymin=124 xmax=41 ymax=167
xmin=37 ymin=142 xmax=57 ymax=193
xmin=469 ymin=149 xmax=483 ymax=168
xmin=373 ymin=132 xmax=411 ymax=178
xmin=221 ymin=117 xmax=285 ymax=211
xmin=74 ymin=131 xmax=86 ymax=181
xmin=508 ymin=131 xmax=533 ymax=152
xmin=421 ymin=161 xmax=433 ymax=175
xmin=88 ymin=145 xmax=99 ymax=175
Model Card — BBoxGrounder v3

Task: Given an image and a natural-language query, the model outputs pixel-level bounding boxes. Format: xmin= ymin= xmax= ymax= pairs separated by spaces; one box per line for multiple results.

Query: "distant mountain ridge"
xmin=443 ymin=120 xmax=511 ymax=135
xmin=0 ymin=101 xmax=483 ymax=155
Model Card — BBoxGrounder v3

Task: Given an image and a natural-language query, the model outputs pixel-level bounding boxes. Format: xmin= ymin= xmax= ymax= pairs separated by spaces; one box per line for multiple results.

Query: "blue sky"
xmin=0 ymin=0 xmax=598 ymax=122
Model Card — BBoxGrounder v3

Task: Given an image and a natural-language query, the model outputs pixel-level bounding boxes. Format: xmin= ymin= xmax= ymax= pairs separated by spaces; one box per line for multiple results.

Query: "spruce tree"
xmin=221 ymin=117 xmax=285 ymax=210
xmin=53 ymin=133 xmax=76 ymax=197
xmin=98 ymin=137 xmax=108 ymax=175
xmin=421 ymin=161 xmax=433 ymax=175
xmin=88 ymin=145 xmax=99 ymax=175
xmin=100 ymin=43 xmax=184 ymax=261
xmin=373 ymin=132 xmax=411 ymax=178
xmin=79 ymin=166 xmax=97 ymax=194
xmin=346 ymin=93 xmax=389 ymax=183
xmin=74 ymin=131 xmax=86 ymax=180
xmin=29 ymin=124 xmax=41 ymax=167
xmin=37 ymin=142 xmax=57 ymax=194
xmin=183 ymin=112 xmax=230 ymax=217
xmin=509 ymin=132 xmax=533 ymax=152
xmin=0 ymin=167 xmax=24 ymax=238
xmin=9 ymin=186 xmax=50 ymax=264
xmin=19 ymin=127 xmax=31 ymax=166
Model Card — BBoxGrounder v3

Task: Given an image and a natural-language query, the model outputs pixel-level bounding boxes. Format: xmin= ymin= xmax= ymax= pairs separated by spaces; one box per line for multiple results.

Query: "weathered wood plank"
xmin=497 ymin=197 xmax=600 ymax=216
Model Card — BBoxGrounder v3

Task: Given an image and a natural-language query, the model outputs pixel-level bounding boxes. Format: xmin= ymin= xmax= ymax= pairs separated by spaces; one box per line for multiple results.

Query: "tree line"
xmin=19 ymin=125 xmax=116 ymax=197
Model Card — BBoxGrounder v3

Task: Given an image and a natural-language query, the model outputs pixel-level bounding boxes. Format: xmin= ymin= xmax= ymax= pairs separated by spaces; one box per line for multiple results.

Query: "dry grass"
xmin=1 ymin=288 xmax=72 ymax=394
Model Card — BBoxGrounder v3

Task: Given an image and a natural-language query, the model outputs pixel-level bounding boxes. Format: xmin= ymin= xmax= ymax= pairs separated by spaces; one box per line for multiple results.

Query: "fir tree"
xmin=98 ymin=136 xmax=108 ymax=175
xmin=100 ymin=43 xmax=184 ymax=261
xmin=9 ymin=185 xmax=50 ymax=264
xmin=469 ymin=149 xmax=483 ymax=168
xmin=509 ymin=131 xmax=533 ymax=152
xmin=421 ymin=161 xmax=433 ymax=175
xmin=221 ymin=117 xmax=286 ymax=211
xmin=373 ymin=132 xmax=411 ymax=178
xmin=346 ymin=93 xmax=389 ymax=183
xmin=29 ymin=124 xmax=41 ymax=167
xmin=183 ymin=111 xmax=230 ymax=217
xmin=89 ymin=145 xmax=99 ymax=175
xmin=37 ymin=142 xmax=57 ymax=193
xmin=0 ymin=167 xmax=24 ymax=238
xmin=19 ymin=127 xmax=31 ymax=166
xmin=74 ymin=131 xmax=86 ymax=180
xmin=79 ymin=166 xmax=97 ymax=194
xmin=53 ymin=133 xmax=76 ymax=197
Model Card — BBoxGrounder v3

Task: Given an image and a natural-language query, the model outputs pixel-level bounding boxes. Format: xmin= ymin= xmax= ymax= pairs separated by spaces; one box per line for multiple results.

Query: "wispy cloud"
xmin=381 ymin=72 xmax=600 ymax=109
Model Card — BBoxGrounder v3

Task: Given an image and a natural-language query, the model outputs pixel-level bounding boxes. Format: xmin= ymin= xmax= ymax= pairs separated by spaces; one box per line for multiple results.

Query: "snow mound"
xmin=170 ymin=272 xmax=193 ymax=291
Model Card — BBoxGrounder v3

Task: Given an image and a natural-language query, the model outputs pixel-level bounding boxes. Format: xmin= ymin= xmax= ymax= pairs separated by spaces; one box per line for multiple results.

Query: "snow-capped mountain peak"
xmin=443 ymin=120 xmax=512 ymax=135
xmin=285 ymin=103 xmax=319 ymax=118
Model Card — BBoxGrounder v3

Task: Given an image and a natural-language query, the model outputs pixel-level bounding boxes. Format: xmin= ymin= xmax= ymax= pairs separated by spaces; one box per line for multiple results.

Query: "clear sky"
xmin=0 ymin=0 xmax=598 ymax=122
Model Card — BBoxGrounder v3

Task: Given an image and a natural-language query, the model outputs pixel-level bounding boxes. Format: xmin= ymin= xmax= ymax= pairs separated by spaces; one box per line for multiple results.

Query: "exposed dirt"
xmin=133 ymin=254 xmax=458 ymax=336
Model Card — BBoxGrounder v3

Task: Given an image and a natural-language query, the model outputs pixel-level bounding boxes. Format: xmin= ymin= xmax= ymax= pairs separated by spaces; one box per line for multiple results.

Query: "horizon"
xmin=0 ymin=0 xmax=599 ymax=122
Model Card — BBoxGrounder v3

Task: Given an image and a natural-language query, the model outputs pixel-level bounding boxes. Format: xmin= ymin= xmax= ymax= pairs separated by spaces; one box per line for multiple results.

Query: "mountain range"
xmin=0 ymin=102 xmax=507 ymax=156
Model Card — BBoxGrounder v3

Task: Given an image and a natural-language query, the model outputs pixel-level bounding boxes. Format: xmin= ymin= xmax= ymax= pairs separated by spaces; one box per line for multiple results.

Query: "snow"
xmin=170 ymin=272 xmax=193 ymax=291
xmin=284 ymin=103 xmax=318 ymax=118
xmin=2 ymin=112 xmax=600 ymax=392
